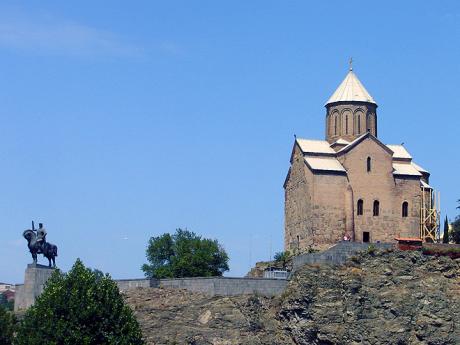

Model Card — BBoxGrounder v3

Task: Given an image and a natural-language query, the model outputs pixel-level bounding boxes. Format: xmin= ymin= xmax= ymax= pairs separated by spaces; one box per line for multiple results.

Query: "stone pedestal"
xmin=14 ymin=264 xmax=55 ymax=311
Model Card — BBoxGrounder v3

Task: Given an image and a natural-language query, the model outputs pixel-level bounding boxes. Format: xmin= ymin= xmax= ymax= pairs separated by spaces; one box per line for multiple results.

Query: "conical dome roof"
xmin=326 ymin=69 xmax=376 ymax=105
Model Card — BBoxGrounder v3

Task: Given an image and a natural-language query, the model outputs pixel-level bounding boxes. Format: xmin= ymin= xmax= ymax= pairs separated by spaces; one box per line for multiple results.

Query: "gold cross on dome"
xmin=349 ymin=57 xmax=353 ymax=71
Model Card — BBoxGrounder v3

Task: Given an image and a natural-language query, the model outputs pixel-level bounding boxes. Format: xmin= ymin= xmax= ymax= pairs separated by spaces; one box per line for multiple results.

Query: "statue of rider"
xmin=36 ymin=223 xmax=47 ymax=252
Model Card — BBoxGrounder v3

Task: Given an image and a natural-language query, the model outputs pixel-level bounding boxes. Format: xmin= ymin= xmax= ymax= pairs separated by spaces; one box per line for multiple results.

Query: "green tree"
xmin=142 ymin=228 xmax=229 ymax=278
xmin=0 ymin=294 xmax=13 ymax=312
xmin=452 ymin=200 xmax=460 ymax=244
xmin=15 ymin=259 xmax=144 ymax=345
xmin=442 ymin=216 xmax=450 ymax=244
xmin=0 ymin=304 xmax=14 ymax=345
xmin=452 ymin=217 xmax=460 ymax=244
xmin=274 ymin=251 xmax=291 ymax=268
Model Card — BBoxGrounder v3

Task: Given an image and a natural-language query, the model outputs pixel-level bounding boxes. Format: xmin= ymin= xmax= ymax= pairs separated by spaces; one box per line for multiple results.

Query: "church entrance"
xmin=363 ymin=232 xmax=370 ymax=243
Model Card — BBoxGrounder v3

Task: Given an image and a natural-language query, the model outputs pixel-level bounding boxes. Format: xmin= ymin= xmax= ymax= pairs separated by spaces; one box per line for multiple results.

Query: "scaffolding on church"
xmin=420 ymin=186 xmax=440 ymax=242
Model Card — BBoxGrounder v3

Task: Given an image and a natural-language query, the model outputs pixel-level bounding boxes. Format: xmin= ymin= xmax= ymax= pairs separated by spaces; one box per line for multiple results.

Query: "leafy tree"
xmin=15 ymin=259 xmax=144 ymax=345
xmin=443 ymin=216 xmax=450 ymax=244
xmin=0 ymin=304 xmax=14 ymax=345
xmin=0 ymin=294 xmax=13 ymax=312
xmin=0 ymin=294 xmax=5 ymax=306
xmin=142 ymin=228 xmax=229 ymax=278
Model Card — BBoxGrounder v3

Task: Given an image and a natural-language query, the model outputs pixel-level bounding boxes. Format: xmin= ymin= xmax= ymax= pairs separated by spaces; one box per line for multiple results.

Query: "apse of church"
xmin=284 ymin=66 xmax=436 ymax=252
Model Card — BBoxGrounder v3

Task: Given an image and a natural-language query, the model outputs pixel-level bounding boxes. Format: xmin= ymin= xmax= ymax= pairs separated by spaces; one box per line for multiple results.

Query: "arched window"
xmin=345 ymin=114 xmax=349 ymax=134
xmin=334 ymin=116 xmax=338 ymax=135
xmin=354 ymin=111 xmax=364 ymax=135
xmin=367 ymin=157 xmax=371 ymax=172
xmin=402 ymin=202 xmax=408 ymax=217
xmin=373 ymin=200 xmax=380 ymax=216
xmin=357 ymin=199 xmax=363 ymax=216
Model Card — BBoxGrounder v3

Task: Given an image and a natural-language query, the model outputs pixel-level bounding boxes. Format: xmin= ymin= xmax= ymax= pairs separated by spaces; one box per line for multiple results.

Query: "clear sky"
xmin=1 ymin=1 xmax=460 ymax=284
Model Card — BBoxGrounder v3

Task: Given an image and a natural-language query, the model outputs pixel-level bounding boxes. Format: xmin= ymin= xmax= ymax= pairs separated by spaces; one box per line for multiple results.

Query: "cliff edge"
xmin=125 ymin=250 xmax=460 ymax=344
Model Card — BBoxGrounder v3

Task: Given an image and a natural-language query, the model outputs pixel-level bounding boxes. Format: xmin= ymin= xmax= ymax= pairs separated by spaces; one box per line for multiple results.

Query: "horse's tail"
xmin=54 ymin=245 xmax=58 ymax=257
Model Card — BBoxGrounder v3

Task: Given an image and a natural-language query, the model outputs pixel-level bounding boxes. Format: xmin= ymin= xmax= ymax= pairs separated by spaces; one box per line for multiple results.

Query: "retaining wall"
xmin=159 ymin=277 xmax=287 ymax=297
xmin=116 ymin=278 xmax=157 ymax=291
xmin=115 ymin=277 xmax=287 ymax=297
xmin=293 ymin=241 xmax=394 ymax=271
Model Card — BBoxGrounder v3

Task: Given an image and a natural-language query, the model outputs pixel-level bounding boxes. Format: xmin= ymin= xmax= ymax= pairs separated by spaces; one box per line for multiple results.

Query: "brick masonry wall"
xmin=326 ymin=103 xmax=377 ymax=143
xmin=284 ymin=145 xmax=314 ymax=252
xmin=310 ymin=173 xmax=349 ymax=249
xmin=339 ymin=137 xmax=421 ymax=242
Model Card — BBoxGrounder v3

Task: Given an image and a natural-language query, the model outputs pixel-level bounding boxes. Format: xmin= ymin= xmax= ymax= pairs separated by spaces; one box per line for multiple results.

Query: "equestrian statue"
xmin=23 ymin=222 xmax=58 ymax=267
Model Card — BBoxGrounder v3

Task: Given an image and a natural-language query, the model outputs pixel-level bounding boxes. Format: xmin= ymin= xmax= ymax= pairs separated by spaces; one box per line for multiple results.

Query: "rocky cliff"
xmin=124 ymin=249 xmax=460 ymax=344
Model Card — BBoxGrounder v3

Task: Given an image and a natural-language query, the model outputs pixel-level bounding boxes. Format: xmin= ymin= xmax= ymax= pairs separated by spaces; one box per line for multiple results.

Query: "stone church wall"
xmin=284 ymin=145 xmax=313 ymax=252
xmin=284 ymin=145 xmax=349 ymax=252
xmin=310 ymin=173 xmax=348 ymax=249
xmin=338 ymin=137 xmax=421 ymax=243
xmin=284 ymin=136 xmax=424 ymax=252
xmin=394 ymin=177 xmax=422 ymax=238
xmin=339 ymin=137 xmax=397 ymax=242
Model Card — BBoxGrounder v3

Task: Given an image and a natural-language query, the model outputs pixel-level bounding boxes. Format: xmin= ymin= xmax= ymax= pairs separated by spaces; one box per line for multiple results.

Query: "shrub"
xmin=15 ymin=259 xmax=144 ymax=345
xmin=367 ymin=244 xmax=377 ymax=255
xmin=0 ymin=305 xmax=14 ymax=345
xmin=274 ymin=251 xmax=291 ymax=267
xmin=350 ymin=255 xmax=361 ymax=264
xmin=0 ymin=294 xmax=13 ymax=312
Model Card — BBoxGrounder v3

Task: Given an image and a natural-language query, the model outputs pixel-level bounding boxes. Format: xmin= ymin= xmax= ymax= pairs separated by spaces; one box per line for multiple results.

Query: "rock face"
xmin=124 ymin=287 xmax=292 ymax=345
xmin=280 ymin=249 xmax=460 ymax=344
xmin=125 ymin=250 xmax=460 ymax=345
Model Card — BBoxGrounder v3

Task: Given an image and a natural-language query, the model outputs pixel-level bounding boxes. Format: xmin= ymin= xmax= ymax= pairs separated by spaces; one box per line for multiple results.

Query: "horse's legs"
xmin=52 ymin=256 xmax=56 ymax=268
xmin=32 ymin=252 xmax=37 ymax=264
xmin=48 ymin=256 xmax=52 ymax=267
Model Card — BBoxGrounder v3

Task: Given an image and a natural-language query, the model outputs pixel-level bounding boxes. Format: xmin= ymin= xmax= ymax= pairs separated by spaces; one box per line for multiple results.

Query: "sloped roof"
xmin=332 ymin=138 xmax=350 ymax=145
xmin=337 ymin=132 xmax=393 ymax=156
xmin=296 ymin=139 xmax=336 ymax=155
xmin=304 ymin=157 xmax=346 ymax=173
xmin=412 ymin=162 xmax=429 ymax=174
xmin=326 ymin=70 xmax=376 ymax=105
xmin=387 ymin=145 xmax=412 ymax=160
xmin=421 ymin=180 xmax=432 ymax=189
xmin=393 ymin=163 xmax=422 ymax=176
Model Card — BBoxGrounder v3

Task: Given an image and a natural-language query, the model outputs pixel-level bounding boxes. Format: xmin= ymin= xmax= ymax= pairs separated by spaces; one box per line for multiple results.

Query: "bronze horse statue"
xmin=23 ymin=229 xmax=58 ymax=267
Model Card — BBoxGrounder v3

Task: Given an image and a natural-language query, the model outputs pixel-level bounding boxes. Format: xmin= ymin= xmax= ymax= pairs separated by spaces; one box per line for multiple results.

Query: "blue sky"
xmin=1 ymin=1 xmax=459 ymax=284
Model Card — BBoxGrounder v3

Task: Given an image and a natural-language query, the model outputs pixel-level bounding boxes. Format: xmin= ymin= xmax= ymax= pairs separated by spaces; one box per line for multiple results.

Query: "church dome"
xmin=324 ymin=66 xmax=378 ymax=143
xmin=325 ymin=69 xmax=376 ymax=106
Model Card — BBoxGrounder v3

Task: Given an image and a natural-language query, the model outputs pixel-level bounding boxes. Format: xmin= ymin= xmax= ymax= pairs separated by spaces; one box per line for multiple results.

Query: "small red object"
xmin=394 ymin=237 xmax=423 ymax=251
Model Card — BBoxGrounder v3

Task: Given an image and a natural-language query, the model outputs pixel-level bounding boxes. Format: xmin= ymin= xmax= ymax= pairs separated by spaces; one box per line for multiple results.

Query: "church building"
xmin=284 ymin=66 xmax=437 ymax=252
